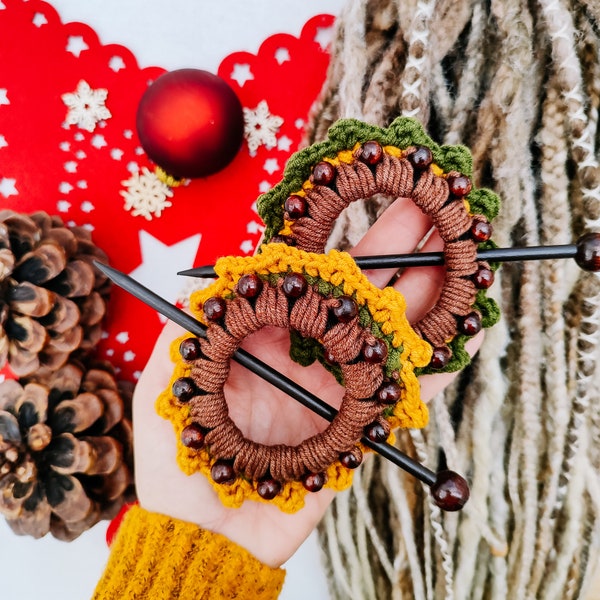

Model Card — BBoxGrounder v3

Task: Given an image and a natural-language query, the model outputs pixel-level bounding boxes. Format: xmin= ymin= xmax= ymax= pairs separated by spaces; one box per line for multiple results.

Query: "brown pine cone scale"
xmin=0 ymin=210 xmax=111 ymax=377
xmin=0 ymin=363 xmax=134 ymax=540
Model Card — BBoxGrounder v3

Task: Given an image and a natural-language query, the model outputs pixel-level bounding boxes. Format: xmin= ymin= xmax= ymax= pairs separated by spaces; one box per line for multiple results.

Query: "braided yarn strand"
xmin=309 ymin=1 xmax=600 ymax=599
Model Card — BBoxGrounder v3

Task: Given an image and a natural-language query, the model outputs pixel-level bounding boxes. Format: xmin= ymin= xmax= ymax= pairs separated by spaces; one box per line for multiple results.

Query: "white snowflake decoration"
xmin=120 ymin=167 xmax=174 ymax=220
xmin=62 ymin=80 xmax=111 ymax=132
xmin=243 ymin=100 xmax=284 ymax=155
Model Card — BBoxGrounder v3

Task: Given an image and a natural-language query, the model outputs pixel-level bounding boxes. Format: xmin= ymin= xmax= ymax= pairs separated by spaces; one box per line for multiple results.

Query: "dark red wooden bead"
xmin=324 ymin=349 xmax=337 ymax=365
xmin=179 ymin=337 xmax=202 ymax=361
xmin=575 ymin=232 xmax=600 ymax=272
xmin=447 ymin=173 xmax=472 ymax=197
xmin=302 ymin=471 xmax=327 ymax=492
xmin=270 ymin=234 xmax=296 ymax=246
xmin=459 ymin=312 xmax=482 ymax=336
xmin=236 ymin=273 xmax=263 ymax=298
xmin=408 ymin=146 xmax=433 ymax=170
xmin=172 ymin=377 xmax=197 ymax=402
xmin=203 ymin=296 xmax=227 ymax=321
xmin=333 ymin=296 xmax=359 ymax=323
xmin=470 ymin=219 xmax=493 ymax=243
xmin=473 ymin=266 xmax=495 ymax=289
xmin=431 ymin=470 xmax=470 ymax=511
xmin=359 ymin=141 xmax=383 ymax=165
xmin=211 ymin=459 xmax=236 ymax=485
xmin=284 ymin=195 xmax=308 ymax=220
xmin=180 ymin=423 xmax=205 ymax=449
xmin=362 ymin=338 xmax=388 ymax=364
xmin=282 ymin=272 xmax=307 ymax=298
xmin=364 ymin=421 xmax=389 ymax=443
xmin=339 ymin=448 xmax=363 ymax=469
xmin=375 ymin=381 xmax=401 ymax=404
xmin=257 ymin=477 xmax=282 ymax=500
xmin=429 ymin=346 xmax=452 ymax=370
xmin=312 ymin=161 xmax=336 ymax=185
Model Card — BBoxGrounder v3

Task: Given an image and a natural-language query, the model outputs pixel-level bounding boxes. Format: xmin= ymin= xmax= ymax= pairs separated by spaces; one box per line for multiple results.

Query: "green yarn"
xmin=468 ymin=188 xmax=501 ymax=220
xmin=257 ymin=116 xmax=498 ymax=244
xmin=255 ymin=115 xmax=503 ymax=378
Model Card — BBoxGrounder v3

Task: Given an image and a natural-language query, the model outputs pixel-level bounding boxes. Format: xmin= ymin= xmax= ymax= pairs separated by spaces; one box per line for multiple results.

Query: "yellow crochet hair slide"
xmin=157 ymin=244 xmax=432 ymax=512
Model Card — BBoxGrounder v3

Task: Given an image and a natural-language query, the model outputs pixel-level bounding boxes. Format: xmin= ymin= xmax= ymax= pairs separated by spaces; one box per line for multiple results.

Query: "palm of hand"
xmin=133 ymin=198 xmax=482 ymax=567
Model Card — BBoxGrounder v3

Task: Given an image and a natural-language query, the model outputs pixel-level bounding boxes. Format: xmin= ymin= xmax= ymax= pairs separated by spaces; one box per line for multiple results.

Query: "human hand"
xmin=133 ymin=196 xmax=483 ymax=568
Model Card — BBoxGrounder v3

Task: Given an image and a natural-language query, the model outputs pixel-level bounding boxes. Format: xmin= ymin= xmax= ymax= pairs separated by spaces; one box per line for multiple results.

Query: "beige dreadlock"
xmin=307 ymin=1 xmax=600 ymax=598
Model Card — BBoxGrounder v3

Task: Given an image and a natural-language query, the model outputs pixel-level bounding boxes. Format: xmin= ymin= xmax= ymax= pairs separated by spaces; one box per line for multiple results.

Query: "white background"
xmin=0 ymin=1 xmax=344 ymax=598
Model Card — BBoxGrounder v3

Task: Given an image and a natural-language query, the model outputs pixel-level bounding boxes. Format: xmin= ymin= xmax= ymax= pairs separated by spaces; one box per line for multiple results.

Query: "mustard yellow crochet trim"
xmin=190 ymin=244 xmax=431 ymax=362
xmin=156 ymin=344 xmax=354 ymax=513
xmin=159 ymin=245 xmax=431 ymax=512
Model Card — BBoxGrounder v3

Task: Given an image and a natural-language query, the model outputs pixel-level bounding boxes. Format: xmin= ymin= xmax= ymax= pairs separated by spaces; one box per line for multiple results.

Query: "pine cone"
xmin=0 ymin=361 xmax=134 ymax=540
xmin=0 ymin=210 xmax=111 ymax=378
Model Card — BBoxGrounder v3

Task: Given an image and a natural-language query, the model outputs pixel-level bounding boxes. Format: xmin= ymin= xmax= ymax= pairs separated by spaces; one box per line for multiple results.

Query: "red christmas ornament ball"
xmin=136 ymin=69 xmax=244 ymax=179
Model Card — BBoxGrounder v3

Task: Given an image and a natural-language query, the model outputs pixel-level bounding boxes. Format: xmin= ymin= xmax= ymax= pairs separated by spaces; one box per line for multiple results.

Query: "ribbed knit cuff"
xmin=93 ymin=505 xmax=286 ymax=599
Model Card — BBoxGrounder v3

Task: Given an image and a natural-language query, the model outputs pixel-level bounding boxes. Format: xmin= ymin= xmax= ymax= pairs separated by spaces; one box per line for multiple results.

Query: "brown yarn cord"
xmin=188 ymin=282 xmax=386 ymax=481
xmin=282 ymin=149 xmax=486 ymax=348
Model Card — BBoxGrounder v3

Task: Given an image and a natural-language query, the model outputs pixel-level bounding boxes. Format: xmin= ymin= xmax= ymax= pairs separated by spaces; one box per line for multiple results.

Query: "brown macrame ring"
xmin=274 ymin=147 xmax=490 ymax=351
xmin=186 ymin=280 xmax=388 ymax=483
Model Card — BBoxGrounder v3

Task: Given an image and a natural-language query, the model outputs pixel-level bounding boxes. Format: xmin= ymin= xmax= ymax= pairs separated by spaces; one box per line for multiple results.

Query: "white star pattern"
xmin=0 ymin=135 xmax=7 ymax=148
xmin=243 ymin=100 xmax=284 ymax=154
xmin=62 ymin=80 xmax=111 ymax=132
xmin=32 ymin=12 xmax=47 ymax=27
xmin=277 ymin=136 xmax=292 ymax=152
xmin=111 ymin=148 xmax=124 ymax=160
xmin=80 ymin=201 xmax=95 ymax=213
xmin=0 ymin=2 xmax=6 ymax=9
xmin=66 ymin=36 xmax=89 ymax=57
xmin=57 ymin=200 xmax=71 ymax=212
xmin=58 ymin=182 xmax=73 ymax=194
xmin=247 ymin=221 xmax=264 ymax=235
xmin=0 ymin=89 xmax=9 ymax=105
xmin=263 ymin=158 xmax=280 ymax=175
xmin=240 ymin=240 xmax=255 ymax=254
xmin=91 ymin=134 xmax=107 ymax=149
xmin=230 ymin=63 xmax=254 ymax=87
xmin=121 ymin=167 xmax=174 ymax=220
xmin=64 ymin=161 xmax=77 ymax=173
xmin=258 ymin=181 xmax=271 ymax=193
xmin=274 ymin=47 xmax=290 ymax=65
xmin=115 ymin=332 xmax=130 ymax=344
xmin=0 ymin=178 xmax=17 ymax=198
xmin=59 ymin=141 xmax=70 ymax=151
xmin=129 ymin=231 xmax=202 ymax=311
xmin=123 ymin=351 xmax=136 ymax=362
xmin=109 ymin=56 xmax=126 ymax=72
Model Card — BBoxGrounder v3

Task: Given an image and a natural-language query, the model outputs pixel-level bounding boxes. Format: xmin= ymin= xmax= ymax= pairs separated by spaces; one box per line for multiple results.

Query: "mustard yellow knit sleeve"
xmin=93 ymin=505 xmax=286 ymax=599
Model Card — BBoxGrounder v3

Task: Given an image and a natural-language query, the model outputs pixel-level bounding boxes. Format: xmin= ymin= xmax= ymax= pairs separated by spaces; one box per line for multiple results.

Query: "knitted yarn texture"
xmin=158 ymin=244 xmax=432 ymax=511
xmin=309 ymin=1 xmax=600 ymax=600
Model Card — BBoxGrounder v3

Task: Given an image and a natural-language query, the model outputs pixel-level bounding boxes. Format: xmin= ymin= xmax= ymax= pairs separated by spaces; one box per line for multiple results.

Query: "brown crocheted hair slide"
xmin=160 ymin=244 xmax=433 ymax=512
xmin=146 ymin=118 xmax=502 ymax=512
xmin=257 ymin=117 xmax=501 ymax=375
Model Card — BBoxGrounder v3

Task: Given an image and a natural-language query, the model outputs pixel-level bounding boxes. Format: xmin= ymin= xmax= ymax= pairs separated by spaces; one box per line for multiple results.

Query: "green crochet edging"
xmin=258 ymin=116 xmax=480 ymax=244
xmin=283 ymin=269 xmax=406 ymax=387
xmin=256 ymin=116 xmax=502 ymax=376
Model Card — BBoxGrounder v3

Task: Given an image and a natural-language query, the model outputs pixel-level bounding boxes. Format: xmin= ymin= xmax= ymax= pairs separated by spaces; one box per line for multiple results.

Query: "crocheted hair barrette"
xmin=154 ymin=117 xmax=501 ymax=512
